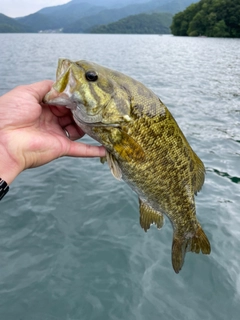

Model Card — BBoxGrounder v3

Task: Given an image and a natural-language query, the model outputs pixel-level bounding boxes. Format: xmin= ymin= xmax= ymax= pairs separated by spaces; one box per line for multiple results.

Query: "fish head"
xmin=44 ymin=59 xmax=132 ymax=128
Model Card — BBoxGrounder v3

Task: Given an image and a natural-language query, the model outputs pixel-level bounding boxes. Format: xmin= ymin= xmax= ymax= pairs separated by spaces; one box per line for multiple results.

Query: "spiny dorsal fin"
xmin=191 ymin=151 xmax=205 ymax=194
xmin=172 ymin=115 xmax=205 ymax=195
xmin=139 ymin=198 xmax=164 ymax=232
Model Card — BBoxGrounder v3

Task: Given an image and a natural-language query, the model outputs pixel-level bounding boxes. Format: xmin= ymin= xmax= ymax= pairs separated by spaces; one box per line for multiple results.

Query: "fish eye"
xmin=85 ymin=70 xmax=98 ymax=82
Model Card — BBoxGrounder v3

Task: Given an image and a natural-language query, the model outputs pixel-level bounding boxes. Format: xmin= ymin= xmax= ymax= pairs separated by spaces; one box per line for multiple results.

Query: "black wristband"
xmin=0 ymin=178 xmax=9 ymax=200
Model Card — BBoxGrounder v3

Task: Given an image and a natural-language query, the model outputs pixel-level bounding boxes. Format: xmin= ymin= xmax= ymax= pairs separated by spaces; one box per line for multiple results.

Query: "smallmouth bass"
xmin=44 ymin=59 xmax=211 ymax=273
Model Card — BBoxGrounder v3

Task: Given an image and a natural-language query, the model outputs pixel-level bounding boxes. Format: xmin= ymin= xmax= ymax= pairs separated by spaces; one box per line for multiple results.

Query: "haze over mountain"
xmin=68 ymin=0 xmax=149 ymax=8
xmin=0 ymin=0 xmax=198 ymax=33
xmin=64 ymin=0 xmax=197 ymax=33
xmin=16 ymin=2 xmax=107 ymax=32
xmin=0 ymin=13 xmax=32 ymax=33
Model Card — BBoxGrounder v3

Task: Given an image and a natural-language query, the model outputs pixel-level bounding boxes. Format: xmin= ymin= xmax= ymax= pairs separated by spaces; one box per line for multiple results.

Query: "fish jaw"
xmin=43 ymin=59 xmax=79 ymax=110
xmin=43 ymin=88 xmax=76 ymax=110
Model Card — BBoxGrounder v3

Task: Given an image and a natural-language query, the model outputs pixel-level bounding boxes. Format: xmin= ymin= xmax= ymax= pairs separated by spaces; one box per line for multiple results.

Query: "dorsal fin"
xmin=191 ymin=151 xmax=205 ymax=194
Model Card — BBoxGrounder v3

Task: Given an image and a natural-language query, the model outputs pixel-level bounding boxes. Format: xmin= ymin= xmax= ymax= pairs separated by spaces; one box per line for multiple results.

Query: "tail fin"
xmin=172 ymin=226 xmax=211 ymax=274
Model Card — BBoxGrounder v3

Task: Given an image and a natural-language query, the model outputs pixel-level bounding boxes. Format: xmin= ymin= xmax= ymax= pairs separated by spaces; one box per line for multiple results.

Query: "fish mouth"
xmin=43 ymin=89 xmax=77 ymax=110
xmin=44 ymin=88 xmax=120 ymax=128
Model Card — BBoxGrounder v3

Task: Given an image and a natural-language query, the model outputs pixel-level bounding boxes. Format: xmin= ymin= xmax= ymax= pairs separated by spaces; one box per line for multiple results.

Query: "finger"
xmin=58 ymin=114 xmax=75 ymax=128
xmin=27 ymin=80 xmax=54 ymax=102
xmin=63 ymin=124 xmax=85 ymax=141
xmin=76 ymin=126 xmax=85 ymax=137
xmin=49 ymin=105 xmax=72 ymax=117
xmin=65 ymin=141 xmax=106 ymax=158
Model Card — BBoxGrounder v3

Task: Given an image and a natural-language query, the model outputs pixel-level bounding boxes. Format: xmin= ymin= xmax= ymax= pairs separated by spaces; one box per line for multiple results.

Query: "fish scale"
xmin=44 ymin=59 xmax=211 ymax=273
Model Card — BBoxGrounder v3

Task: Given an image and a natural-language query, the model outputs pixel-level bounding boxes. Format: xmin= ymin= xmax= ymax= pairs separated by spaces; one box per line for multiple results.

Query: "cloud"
xmin=0 ymin=0 xmax=69 ymax=18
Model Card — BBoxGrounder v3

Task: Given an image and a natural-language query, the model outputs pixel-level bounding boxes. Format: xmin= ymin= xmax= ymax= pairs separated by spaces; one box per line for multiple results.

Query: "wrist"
xmin=0 ymin=178 xmax=9 ymax=200
xmin=0 ymin=134 xmax=23 ymax=185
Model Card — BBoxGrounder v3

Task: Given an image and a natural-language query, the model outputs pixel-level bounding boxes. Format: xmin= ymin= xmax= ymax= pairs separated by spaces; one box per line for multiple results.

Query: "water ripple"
xmin=0 ymin=34 xmax=240 ymax=320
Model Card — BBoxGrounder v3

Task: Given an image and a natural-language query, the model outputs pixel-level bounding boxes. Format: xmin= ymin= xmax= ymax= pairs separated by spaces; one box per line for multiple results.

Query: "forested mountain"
xmin=16 ymin=2 xmax=106 ymax=32
xmin=66 ymin=0 xmax=149 ymax=8
xmin=1 ymin=0 xmax=198 ymax=33
xmin=90 ymin=12 xmax=172 ymax=34
xmin=0 ymin=13 xmax=33 ymax=33
xmin=63 ymin=2 xmax=159 ymax=33
xmin=63 ymin=0 xmax=197 ymax=33
xmin=171 ymin=0 xmax=240 ymax=37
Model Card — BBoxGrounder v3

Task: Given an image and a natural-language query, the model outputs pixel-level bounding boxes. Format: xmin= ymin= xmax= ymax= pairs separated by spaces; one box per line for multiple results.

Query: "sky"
xmin=0 ymin=0 xmax=70 ymax=18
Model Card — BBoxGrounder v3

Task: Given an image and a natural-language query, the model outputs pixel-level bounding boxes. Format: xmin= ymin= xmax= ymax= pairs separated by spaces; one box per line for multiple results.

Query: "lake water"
xmin=0 ymin=34 xmax=240 ymax=320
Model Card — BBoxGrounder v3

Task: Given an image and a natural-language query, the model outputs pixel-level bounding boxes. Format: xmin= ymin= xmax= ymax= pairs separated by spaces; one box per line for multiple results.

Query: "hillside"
xmin=64 ymin=0 xmax=150 ymax=8
xmin=0 ymin=13 xmax=33 ymax=33
xmin=171 ymin=0 xmax=240 ymax=37
xmin=16 ymin=0 xmax=155 ymax=32
xmin=63 ymin=0 xmax=196 ymax=33
xmin=90 ymin=12 xmax=172 ymax=34
xmin=63 ymin=0 xmax=198 ymax=33
xmin=0 ymin=0 xmax=199 ymax=33
xmin=16 ymin=2 xmax=106 ymax=32
xmin=156 ymin=0 xmax=199 ymax=13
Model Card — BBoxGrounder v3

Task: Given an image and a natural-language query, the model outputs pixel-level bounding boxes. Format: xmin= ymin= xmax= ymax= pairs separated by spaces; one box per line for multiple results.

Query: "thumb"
xmin=27 ymin=80 xmax=54 ymax=102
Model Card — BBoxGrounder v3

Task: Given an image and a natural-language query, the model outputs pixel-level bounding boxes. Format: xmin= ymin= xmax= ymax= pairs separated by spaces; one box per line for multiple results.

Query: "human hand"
xmin=0 ymin=80 xmax=105 ymax=185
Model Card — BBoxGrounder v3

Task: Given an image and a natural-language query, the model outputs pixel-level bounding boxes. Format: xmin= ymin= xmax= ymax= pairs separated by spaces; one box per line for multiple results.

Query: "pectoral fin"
xmin=106 ymin=151 xmax=122 ymax=180
xmin=110 ymin=129 xmax=145 ymax=162
xmin=139 ymin=198 xmax=164 ymax=232
xmin=100 ymin=156 xmax=107 ymax=164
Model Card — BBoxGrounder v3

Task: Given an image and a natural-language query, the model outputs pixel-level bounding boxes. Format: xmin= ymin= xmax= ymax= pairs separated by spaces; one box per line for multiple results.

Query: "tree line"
xmin=171 ymin=0 xmax=240 ymax=37
xmin=91 ymin=13 xmax=172 ymax=34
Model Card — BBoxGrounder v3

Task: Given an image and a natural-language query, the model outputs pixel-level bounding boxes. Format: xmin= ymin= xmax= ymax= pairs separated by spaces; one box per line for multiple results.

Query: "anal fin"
xmin=139 ymin=198 xmax=164 ymax=232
